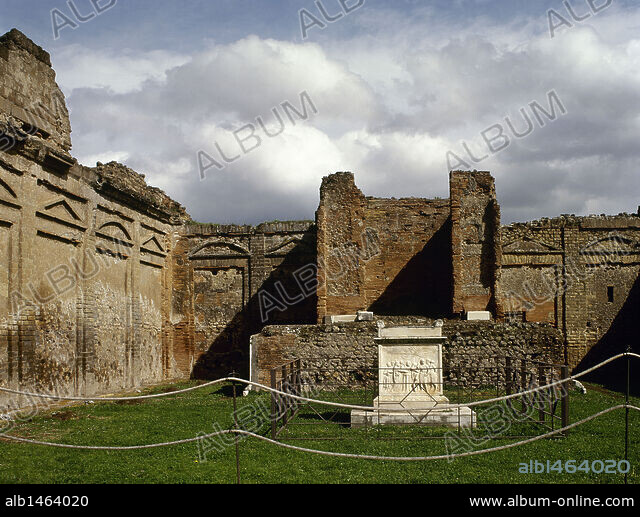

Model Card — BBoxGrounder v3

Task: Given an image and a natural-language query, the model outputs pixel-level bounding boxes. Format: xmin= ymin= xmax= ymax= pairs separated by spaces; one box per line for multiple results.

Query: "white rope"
xmin=236 ymin=352 xmax=640 ymax=412
xmin=0 ymin=353 xmax=638 ymax=413
xmin=0 ymin=405 xmax=637 ymax=461
xmin=0 ymin=379 xmax=222 ymax=401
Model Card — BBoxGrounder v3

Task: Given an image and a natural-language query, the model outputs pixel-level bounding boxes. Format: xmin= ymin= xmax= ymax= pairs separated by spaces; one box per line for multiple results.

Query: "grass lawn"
xmin=0 ymin=380 xmax=637 ymax=484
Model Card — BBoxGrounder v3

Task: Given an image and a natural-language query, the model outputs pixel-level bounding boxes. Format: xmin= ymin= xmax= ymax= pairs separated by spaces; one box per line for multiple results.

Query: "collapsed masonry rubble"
xmin=0 ymin=29 xmax=637 ymax=408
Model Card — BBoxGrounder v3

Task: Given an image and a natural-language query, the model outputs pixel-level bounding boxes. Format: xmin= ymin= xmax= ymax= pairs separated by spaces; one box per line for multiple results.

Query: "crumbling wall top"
xmin=0 ymin=29 xmax=71 ymax=153
xmin=87 ymin=161 xmax=189 ymax=224
xmin=0 ymin=28 xmax=51 ymax=65
xmin=449 ymin=170 xmax=496 ymax=196
xmin=183 ymin=220 xmax=315 ymax=236
xmin=502 ymin=213 xmax=640 ymax=230
xmin=319 ymin=171 xmax=364 ymax=199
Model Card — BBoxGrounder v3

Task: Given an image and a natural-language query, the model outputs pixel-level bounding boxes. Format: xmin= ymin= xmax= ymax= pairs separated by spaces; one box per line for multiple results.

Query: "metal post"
xmin=550 ymin=368 xmax=555 ymax=431
xmin=457 ymin=365 xmax=462 ymax=434
xmin=538 ymin=366 xmax=546 ymax=424
xmin=625 ymin=344 xmax=630 ymax=485
xmin=295 ymin=359 xmax=302 ymax=412
xmin=281 ymin=365 xmax=288 ymax=426
xmin=496 ymin=356 xmax=500 ymax=398
xmin=506 ymin=357 xmax=513 ymax=413
xmin=231 ymin=374 xmax=241 ymax=485
xmin=270 ymin=369 xmax=277 ymax=440
xmin=561 ymin=364 xmax=570 ymax=436
xmin=521 ymin=359 xmax=528 ymax=414
xmin=290 ymin=361 xmax=295 ymax=413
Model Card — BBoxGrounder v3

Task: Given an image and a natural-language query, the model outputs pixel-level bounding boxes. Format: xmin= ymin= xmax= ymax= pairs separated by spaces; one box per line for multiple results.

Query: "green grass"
xmin=0 ymin=381 xmax=637 ymax=484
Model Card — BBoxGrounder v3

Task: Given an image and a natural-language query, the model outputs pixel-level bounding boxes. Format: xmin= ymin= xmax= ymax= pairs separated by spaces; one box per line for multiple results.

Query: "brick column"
xmin=450 ymin=170 xmax=501 ymax=315
xmin=316 ymin=172 xmax=367 ymax=320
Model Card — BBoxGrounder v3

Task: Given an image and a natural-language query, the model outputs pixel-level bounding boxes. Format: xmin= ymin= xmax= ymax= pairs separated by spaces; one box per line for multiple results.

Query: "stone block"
xmin=465 ymin=311 xmax=492 ymax=321
xmin=356 ymin=311 xmax=374 ymax=321
xmin=351 ymin=325 xmax=475 ymax=429
xmin=351 ymin=406 xmax=476 ymax=428
xmin=323 ymin=314 xmax=357 ymax=324
xmin=378 ymin=326 xmax=442 ymax=338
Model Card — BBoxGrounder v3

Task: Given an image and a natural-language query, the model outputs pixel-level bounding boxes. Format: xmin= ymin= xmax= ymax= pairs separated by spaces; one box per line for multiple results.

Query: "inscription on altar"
xmin=351 ymin=323 xmax=476 ymax=427
xmin=375 ymin=326 xmax=446 ymax=406
xmin=382 ymin=359 xmax=438 ymax=394
xmin=380 ymin=354 xmax=441 ymax=397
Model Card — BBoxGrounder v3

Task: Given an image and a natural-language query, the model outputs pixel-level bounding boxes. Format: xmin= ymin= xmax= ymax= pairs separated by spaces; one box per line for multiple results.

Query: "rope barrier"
xmin=1 ymin=352 xmax=637 ymax=413
xmin=0 ymin=405 xmax=637 ymax=461
xmin=0 ymin=379 xmax=222 ymax=402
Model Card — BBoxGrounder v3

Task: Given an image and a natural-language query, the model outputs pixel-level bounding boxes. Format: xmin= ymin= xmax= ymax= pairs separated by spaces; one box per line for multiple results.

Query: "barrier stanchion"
xmin=231 ymin=373 xmax=241 ymax=485
xmin=625 ymin=345 xmax=630 ymax=485
xmin=270 ymin=369 xmax=277 ymax=440
xmin=561 ymin=364 xmax=570 ymax=436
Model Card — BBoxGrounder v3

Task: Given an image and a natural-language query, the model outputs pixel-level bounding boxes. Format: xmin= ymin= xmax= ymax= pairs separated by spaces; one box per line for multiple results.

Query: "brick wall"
xmin=498 ymin=214 xmax=640 ymax=371
xmin=0 ymin=30 xmax=188 ymax=408
xmin=450 ymin=170 xmax=501 ymax=315
xmin=173 ymin=221 xmax=317 ymax=379
xmin=316 ymin=172 xmax=451 ymax=321
xmin=0 ymin=29 xmax=71 ymax=154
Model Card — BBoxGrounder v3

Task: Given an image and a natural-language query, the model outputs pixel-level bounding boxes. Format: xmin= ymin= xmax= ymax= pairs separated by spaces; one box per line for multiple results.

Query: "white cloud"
xmin=59 ymin=9 xmax=640 ymax=224
xmin=53 ymin=45 xmax=190 ymax=94
xmin=77 ymin=151 xmax=130 ymax=167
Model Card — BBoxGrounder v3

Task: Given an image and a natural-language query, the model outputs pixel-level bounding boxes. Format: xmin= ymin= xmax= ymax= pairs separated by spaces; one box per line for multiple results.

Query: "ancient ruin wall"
xmin=250 ymin=318 xmax=563 ymax=388
xmin=0 ymin=29 xmax=71 ymax=155
xmin=0 ymin=30 xmax=188 ymax=408
xmin=172 ymin=221 xmax=317 ymax=379
xmin=450 ymin=170 xmax=501 ymax=315
xmin=316 ymin=172 xmax=451 ymax=321
xmin=2 ymin=28 xmax=636 ymax=402
xmin=498 ymin=214 xmax=640 ymax=369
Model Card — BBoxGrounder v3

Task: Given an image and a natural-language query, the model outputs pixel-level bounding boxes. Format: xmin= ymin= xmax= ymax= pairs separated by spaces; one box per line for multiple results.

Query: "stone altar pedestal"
xmin=351 ymin=324 xmax=476 ymax=428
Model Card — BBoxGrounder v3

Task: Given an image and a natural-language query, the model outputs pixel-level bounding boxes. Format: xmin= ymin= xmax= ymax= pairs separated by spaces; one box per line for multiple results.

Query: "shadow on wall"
xmin=480 ymin=200 xmax=499 ymax=289
xmin=481 ymin=200 xmax=500 ymax=315
xmin=191 ymin=233 xmax=317 ymax=380
xmin=576 ymin=273 xmax=640 ymax=396
xmin=368 ymin=219 xmax=452 ymax=317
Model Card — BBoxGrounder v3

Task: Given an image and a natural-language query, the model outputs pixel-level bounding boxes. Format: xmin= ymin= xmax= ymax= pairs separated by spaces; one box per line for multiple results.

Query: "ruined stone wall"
xmin=442 ymin=320 xmax=563 ymax=388
xmin=0 ymin=156 xmax=187 ymax=405
xmin=450 ymin=170 xmax=501 ymax=315
xmin=0 ymin=30 xmax=188 ymax=409
xmin=316 ymin=172 xmax=451 ymax=321
xmin=172 ymin=221 xmax=317 ymax=379
xmin=1 ymin=28 xmax=636 ymax=401
xmin=0 ymin=29 xmax=71 ymax=155
xmin=250 ymin=317 xmax=562 ymax=388
xmin=498 ymin=214 xmax=640 ymax=370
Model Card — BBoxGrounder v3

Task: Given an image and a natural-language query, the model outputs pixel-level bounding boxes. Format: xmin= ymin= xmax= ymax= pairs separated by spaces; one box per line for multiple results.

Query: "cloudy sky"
xmin=2 ymin=0 xmax=639 ymax=224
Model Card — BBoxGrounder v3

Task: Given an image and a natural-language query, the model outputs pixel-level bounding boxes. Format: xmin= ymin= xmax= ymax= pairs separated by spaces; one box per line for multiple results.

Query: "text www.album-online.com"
xmin=469 ymin=495 xmax=634 ymax=508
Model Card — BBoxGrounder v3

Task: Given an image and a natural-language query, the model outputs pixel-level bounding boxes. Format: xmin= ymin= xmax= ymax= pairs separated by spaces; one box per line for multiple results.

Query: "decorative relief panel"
xmin=503 ymin=237 xmax=561 ymax=254
xmin=95 ymin=208 xmax=134 ymax=260
xmin=378 ymin=343 xmax=444 ymax=400
xmin=0 ymin=176 xmax=19 ymax=211
xmin=189 ymin=239 xmax=250 ymax=260
xmin=580 ymin=234 xmax=640 ymax=267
